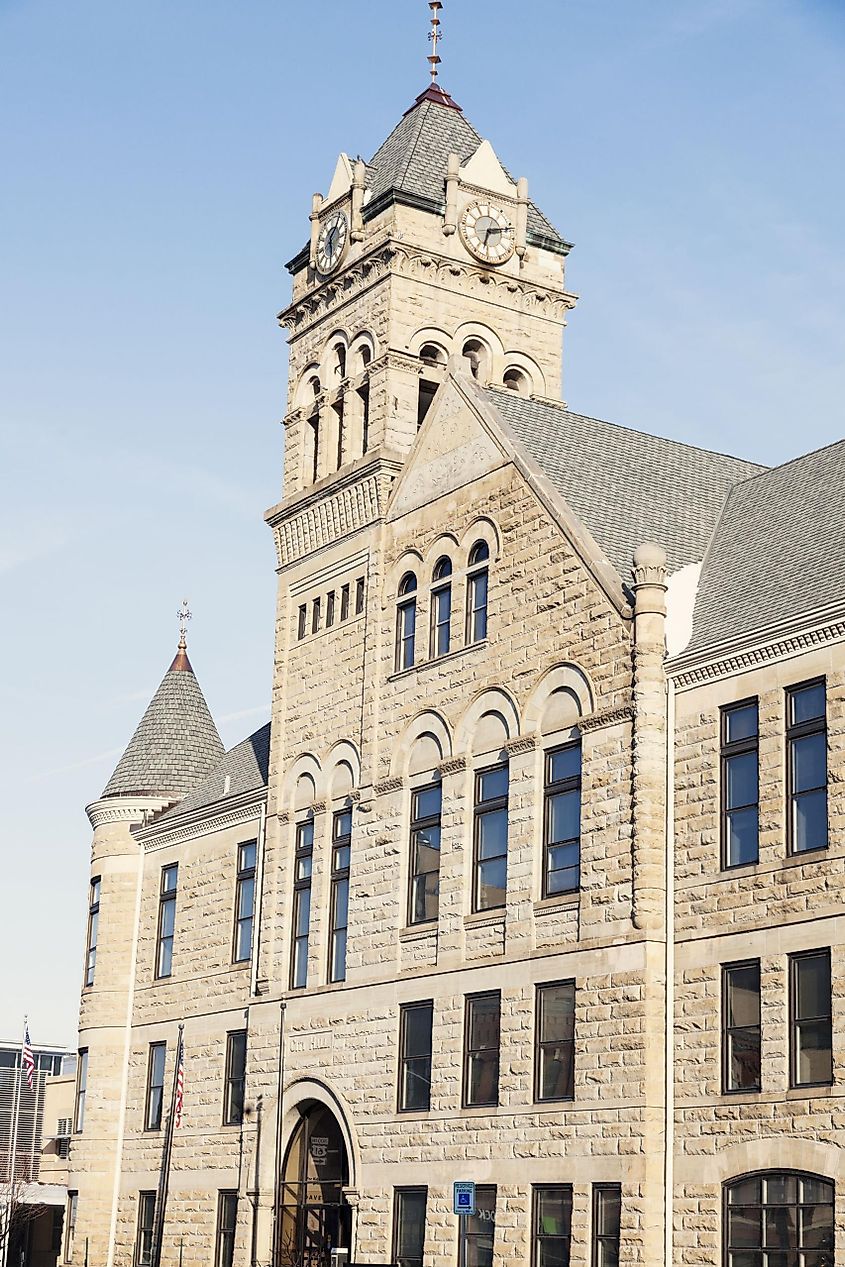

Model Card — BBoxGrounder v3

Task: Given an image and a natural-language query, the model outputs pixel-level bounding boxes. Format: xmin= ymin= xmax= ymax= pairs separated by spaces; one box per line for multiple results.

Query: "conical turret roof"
xmin=101 ymin=637 xmax=224 ymax=800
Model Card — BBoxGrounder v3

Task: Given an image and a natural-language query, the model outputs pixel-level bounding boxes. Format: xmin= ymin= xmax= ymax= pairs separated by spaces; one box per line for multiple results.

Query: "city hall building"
xmin=65 ymin=52 xmax=844 ymax=1267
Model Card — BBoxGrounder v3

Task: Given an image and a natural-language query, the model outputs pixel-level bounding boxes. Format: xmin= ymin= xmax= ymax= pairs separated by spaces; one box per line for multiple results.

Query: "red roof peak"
xmin=404 ymin=83 xmax=462 ymax=116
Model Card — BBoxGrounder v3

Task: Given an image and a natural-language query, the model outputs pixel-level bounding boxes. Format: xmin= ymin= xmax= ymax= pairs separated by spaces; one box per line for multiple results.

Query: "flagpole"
xmin=152 ymin=1023 xmax=183 ymax=1267
xmin=1 ymin=1019 xmax=27 ymax=1267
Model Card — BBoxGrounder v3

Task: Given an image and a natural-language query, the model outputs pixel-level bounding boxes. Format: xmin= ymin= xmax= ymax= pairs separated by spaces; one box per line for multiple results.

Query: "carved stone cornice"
xmin=505 ymin=735 xmax=537 ymax=756
xmin=86 ymin=796 xmax=172 ymax=830
xmin=280 ymin=240 xmax=395 ymax=336
xmin=374 ymin=777 xmax=404 ymax=796
xmin=135 ymin=796 xmax=265 ymax=852
xmin=669 ymin=618 xmax=845 ymax=690
xmin=438 ymin=756 xmax=467 ymax=777
xmin=277 ymin=811 xmax=291 ymax=824
xmin=579 ymin=704 xmax=635 ymax=735
xmin=266 ymin=461 xmax=400 ymax=568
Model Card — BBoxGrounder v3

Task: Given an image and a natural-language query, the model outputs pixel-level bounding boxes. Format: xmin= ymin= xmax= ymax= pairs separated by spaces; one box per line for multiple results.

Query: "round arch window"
xmin=724 ymin=1172 xmax=834 ymax=1265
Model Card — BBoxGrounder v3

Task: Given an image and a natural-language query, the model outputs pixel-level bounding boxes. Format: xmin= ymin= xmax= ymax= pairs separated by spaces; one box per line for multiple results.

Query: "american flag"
xmin=22 ymin=1025 xmax=35 ymax=1091
xmin=173 ymin=1035 xmax=184 ymax=1128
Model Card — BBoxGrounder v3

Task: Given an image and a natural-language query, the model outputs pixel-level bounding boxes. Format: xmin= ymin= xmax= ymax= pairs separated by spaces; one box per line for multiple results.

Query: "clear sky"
xmin=1 ymin=0 xmax=844 ymax=1045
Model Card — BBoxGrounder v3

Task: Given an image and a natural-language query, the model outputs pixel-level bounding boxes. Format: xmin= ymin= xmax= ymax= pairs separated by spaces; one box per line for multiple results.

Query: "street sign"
xmin=453 ymin=1181 xmax=476 ymax=1216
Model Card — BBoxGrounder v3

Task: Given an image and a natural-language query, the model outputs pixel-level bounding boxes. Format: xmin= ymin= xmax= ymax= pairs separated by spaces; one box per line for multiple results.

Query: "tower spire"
xmin=170 ymin=600 xmax=193 ymax=672
xmin=428 ymin=1 xmax=442 ymax=83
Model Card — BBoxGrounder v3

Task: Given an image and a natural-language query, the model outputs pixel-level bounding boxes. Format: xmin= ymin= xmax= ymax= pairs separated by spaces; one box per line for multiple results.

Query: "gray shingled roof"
xmin=156 ymin=722 xmax=271 ymax=822
xmin=685 ymin=439 xmax=845 ymax=656
xmin=486 ymin=388 xmax=765 ymax=582
xmin=366 ymin=93 xmax=566 ymax=249
xmin=102 ymin=652 xmax=224 ymax=799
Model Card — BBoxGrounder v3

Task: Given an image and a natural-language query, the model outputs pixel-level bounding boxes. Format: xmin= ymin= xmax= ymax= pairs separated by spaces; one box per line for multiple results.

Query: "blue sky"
xmin=1 ymin=0 xmax=843 ymax=1044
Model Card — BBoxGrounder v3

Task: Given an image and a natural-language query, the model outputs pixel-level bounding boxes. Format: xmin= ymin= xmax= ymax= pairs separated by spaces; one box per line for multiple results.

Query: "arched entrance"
xmin=279 ymin=1102 xmax=352 ymax=1267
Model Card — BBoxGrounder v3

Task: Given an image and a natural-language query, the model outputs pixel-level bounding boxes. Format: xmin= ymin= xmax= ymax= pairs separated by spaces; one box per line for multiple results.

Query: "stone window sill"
xmin=534 ymin=894 xmax=580 ymax=917
xmin=464 ymin=908 xmax=505 ymax=930
xmin=399 ymin=923 xmax=436 ymax=942
xmin=388 ymin=639 xmax=487 ymax=683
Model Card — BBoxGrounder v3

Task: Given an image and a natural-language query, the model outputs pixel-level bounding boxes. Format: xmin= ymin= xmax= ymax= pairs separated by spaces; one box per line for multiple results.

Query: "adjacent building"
xmin=64 ymin=71 xmax=843 ymax=1267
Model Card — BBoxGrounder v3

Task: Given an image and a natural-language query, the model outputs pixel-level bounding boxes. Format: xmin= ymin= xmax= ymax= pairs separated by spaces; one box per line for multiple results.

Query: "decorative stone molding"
xmin=374 ymin=777 xmax=404 ymax=796
xmin=579 ymin=704 xmax=635 ymax=735
xmin=280 ymin=241 xmax=395 ymax=335
xmin=311 ymin=801 xmax=327 ymax=815
xmin=268 ymin=467 xmax=396 ymax=567
xmin=504 ymin=735 xmax=537 ymax=756
xmin=137 ymin=798 xmax=265 ymax=852
xmin=86 ymin=797 xmax=171 ymax=830
xmin=669 ymin=619 xmax=845 ymax=689
xmin=438 ymin=756 xmax=467 ymax=776
xmin=348 ymin=789 xmax=362 ymax=803
xmin=277 ymin=810 xmax=290 ymax=824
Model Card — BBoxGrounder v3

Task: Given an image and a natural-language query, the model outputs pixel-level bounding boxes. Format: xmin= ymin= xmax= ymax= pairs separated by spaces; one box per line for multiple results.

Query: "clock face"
xmin=460 ymin=202 xmax=516 ymax=264
xmin=316 ymin=211 xmax=349 ymax=274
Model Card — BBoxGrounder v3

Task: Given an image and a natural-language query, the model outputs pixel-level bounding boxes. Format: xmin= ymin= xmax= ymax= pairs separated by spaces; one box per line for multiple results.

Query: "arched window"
xmin=333 ymin=344 xmax=347 ymax=381
xmin=462 ymin=338 xmax=489 ymax=382
xmin=395 ymin=573 xmax=417 ymax=672
xmin=429 ymin=557 xmax=452 ymax=659
xmin=503 ymin=366 xmax=532 ymax=395
xmin=306 ymin=377 xmax=321 ymax=484
xmin=417 ymin=343 xmax=447 ymax=429
xmin=466 ymin=541 xmax=490 ymax=644
xmin=724 ymin=1173 xmax=834 ymax=1266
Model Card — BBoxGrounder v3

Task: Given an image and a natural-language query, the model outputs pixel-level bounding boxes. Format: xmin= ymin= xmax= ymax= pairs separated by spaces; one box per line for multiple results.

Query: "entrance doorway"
xmin=279 ymin=1103 xmax=351 ymax=1267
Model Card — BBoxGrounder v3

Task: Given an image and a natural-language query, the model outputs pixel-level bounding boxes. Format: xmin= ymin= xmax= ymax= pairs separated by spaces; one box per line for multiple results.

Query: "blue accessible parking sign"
xmin=453 ymin=1181 xmax=476 ymax=1216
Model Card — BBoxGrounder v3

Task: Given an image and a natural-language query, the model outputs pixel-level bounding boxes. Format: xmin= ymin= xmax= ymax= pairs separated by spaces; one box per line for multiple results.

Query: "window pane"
xmin=795 ymin=956 xmax=831 ymax=1019
xmin=793 ymin=732 xmax=826 ymax=793
xmin=540 ymin=985 xmax=575 ymax=1043
xmin=295 ymin=889 xmax=311 ymax=935
xmin=728 ymin=1029 xmax=761 ymax=1090
xmin=159 ymin=898 xmax=176 ymax=938
xmin=727 ymin=967 xmax=760 ymax=1028
xmin=240 ymin=842 xmax=256 ymax=871
xmin=728 ymin=1179 xmax=761 ymax=1206
xmin=596 ymin=1187 xmax=620 ymax=1236
xmin=790 ymin=682 xmax=825 ymax=724
xmin=726 ymin=806 xmax=758 ymax=866
xmin=237 ymin=875 xmax=255 ymax=919
xmin=411 ymin=873 xmax=439 ymax=923
xmin=726 ymin=751 xmax=758 ymax=809
xmin=797 ymin=1020 xmax=833 ymax=1084
xmin=549 ymin=746 xmax=580 ymax=782
xmin=728 ymin=1208 xmax=761 ymax=1247
xmin=413 ymin=785 xmax=441 ymax=820
xmin=477 ymin=856 xmax=507 ymax=909
xmin=548 ymin=790 xmax=580 ymax=843
xmin=469 ymin=997 xmax=500 ymax=1048
xmin=395 ymin=1189 xmax=427 ymax=1263
xmin=412 ymin=829 xmax=441 ymax=874
xmin=540 ymin=1044 xmax=573 ymax=1100
xmin=478 ymin=809 xmax=507 ymax=859
xmin=726 ymin=704 xmax=758 ymax=743
xmin=800 ymin=1178 xmax=833 ymax=1204
xmin=479 ymin=766 xmax=507 ymax=801
xmin=404 ymin=1007 xmax=433 ymax=1058
xmin=793 ymin=789 xmax=828 ymax=853
xmin=402 ymin=1056 xmax=431 ymax=1110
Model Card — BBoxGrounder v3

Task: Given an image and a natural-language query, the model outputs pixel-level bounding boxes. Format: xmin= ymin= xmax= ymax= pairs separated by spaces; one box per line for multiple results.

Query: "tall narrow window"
xmin=328 ymin=809 xmax=351 ymax=983
xmin=156 ymin=863 xmax=178 ymax=979
xmin=459 ymin=1186 xmax=496 ymax=1267
xmin=721 ymin=699 xmax=759 ymax=868
xmin=358 ymin=382 xmax=370 ymax=453
xmin=787 ymin=680 xmax=828 ymax=854
xmin=790 ymin=949 xmax=832 ymax=1088
xmin=297 ymin=604 xmax=307 ymax=640
xmin=64 ymin=1192 xmax=78 ymax=1263
xmin=326 ymin=590 xmax=336 ymax=628
xmin=463 ymin=992 xmax=500 ymax=1108
xmin=533 ymin=1185 xmax=572 ymax=1267
xmin=84 ymin=876 xmax=101 ymax=987
xmin=233 ymin=840 xmax=257 ymax=964
xmin=290 ymin=820 xmax=314 ymax=990
xmin=473 ymin=763 xmax=508 ymax=912
xmin=724 ymin=1173 xmax=834 ymax=1266
xmin=429 ymin=558 xmax=452 ymax=658
xmin=308 ymin=411 xmax=320 ymax=484
xmin=145 ymin=1042 xmax=166 ymax=1131
xmin=398 ymin=1001 xmax=433 ymax=1112
xmin=223 ymin=1030 xmax=247 ymax=1125
xmin=393 ymin=1187 xmax=427 ymax=1267
xmin=74 ymin=1049 xmax=88 ymax=1133
xmin=722 ymin=960 xmax=761 ymax=1093
xmin=417 ymin=379 xmax=438 ymax=428
xmin=395 ymin=573 xmax=417 ymax=671
xmin=535 ymin=981 xmax=575 ymax=1102
xmin=136 ymin=1192 xmax=156 ymax=1267
xmin=340 ymin=584 xmax=350 ymax=622
xmin=466 ymin=541 xmax=489 ymax=643
xmin=592 ymin=1186 xmax=621 ymax=1267
xmin=408 ymin=782 xmax=442 ymax=926
xmin=311 ymin=596 xmax=321 ymax=635
xmin=543 ymin=744 xmax=581 ymax=896
xmin=333 ymin=397 xmax=344 ymax=470
xmin=356 ymin=575 xmax=365 ymax=614
xmin=215 ymin=1192 xmax=238 ymax=1267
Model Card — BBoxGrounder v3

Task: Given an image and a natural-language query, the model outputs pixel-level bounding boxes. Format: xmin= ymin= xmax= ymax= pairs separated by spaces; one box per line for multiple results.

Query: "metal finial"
xmin=428 ymin=1 xmax=443 ymax=82
xmin=177 ymin=599 xmax=192 ymax=649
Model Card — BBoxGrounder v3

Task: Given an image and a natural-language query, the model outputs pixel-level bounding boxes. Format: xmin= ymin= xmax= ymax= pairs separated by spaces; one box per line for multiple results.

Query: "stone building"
xmin=65 ymin=70 xmax=844 ymax=1267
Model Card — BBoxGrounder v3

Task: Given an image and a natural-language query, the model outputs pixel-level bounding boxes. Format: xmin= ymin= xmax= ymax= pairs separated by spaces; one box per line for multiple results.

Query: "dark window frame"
xmin=340 ymin=583 xmax=350 ymax=622
xmin=328 ymin=808 xmax=351 ymax=984
xmin=393 ymin=1186 xmax=428 ymax=1267
xmin=232 ymin=840 xmax=257 ymax=965
xmin=721 ymin=959 xmax=762 ymax=1094
xmin=466 ymin=541 xmax=490 ymax=645
xmin=462 ymin=991 xmax=501 ymax=1109
xmin=215 ymin=1190 xmax=238 ymax=1267
xmin=789 ymin=948 xmax=833 ymax=1089
xmin=397 ymin=1001 xmax=433 ymax=1113
xmin=135 ymin=1191 xmax=156 ymax=1267
xmin=84 ymin=875 xmax=101 ymax=988
xmin=64 ymin=1191 xmax=78 ymax=1263
xmin=429 ymin=558 xmax=452 ymax=659
xmin=787 ymin=678 xmax=828 ymax=856
xmin=297 ymin=604 xmax=307 ymax=640
xmin=355 ymin=576 xmax=365 ymax=614
xmin=720 ymin=698 xmax=760 ymax=870
xmin=532 ymin=1183 xmax=573 ymax=1267
xmin=534 ymin=980 xmax=576 ymax=1104
xmin=223 ymin=1030 xmax=247 ymax=1127
xmin=290 ymin=819 xmax=314 ymax=990
xmin=144 ymin=1042 xmax=167 ymax=1132
xmin=542 ymin=743 xmax=582 ymax=898
xmin=395 ymin=573 xmax=417 ymax=672
xmin=591 ymin=1184 xmax=621 ymax=1267
xmin=472 ymin=762 xmax=509 ymax=914
xmin=722 ymin=1170 xmax=834 ymax=1266
xmin=458 ymin=1184 xmax=496 ymax=1267
xmin=73 ymin=1048 xmax=88 ymax=1134
xmin=408 ymin=780 xmax=442 ymax=927
xmin=155 ymin=863 xmax=178 ymax=980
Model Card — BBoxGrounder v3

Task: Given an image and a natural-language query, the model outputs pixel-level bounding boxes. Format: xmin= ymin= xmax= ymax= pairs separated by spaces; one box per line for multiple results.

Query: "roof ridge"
xmin=728 ymin=432 xmax=845 ymax=489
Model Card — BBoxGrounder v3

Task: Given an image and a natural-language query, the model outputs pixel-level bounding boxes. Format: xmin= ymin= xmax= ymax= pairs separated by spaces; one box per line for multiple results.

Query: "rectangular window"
xmin=340 ymin=584 xmax=350 ymax=622
xmin=592 ymin=1185 xmax=621 ymax=1267
xmin=466 ymin=565 xmax=488 ymax=644
xmin=223 ymin=1030 xmax=247 ymax=1126
xmin=215 ymin=1191 xmax=238 ymax=1267
xmin=297 ymin=604 xmax=307 ymax=640
xmin=535 ymin=981 xmax=575 ymax=1102
xmin=74 ymin=1049 xmax=88 ymax=1133
xmin=64 ymin=1192 xmax=78 ymax=1263
xmin=543 ymin=744 xmax=581 ymax=896
xmin=459 ymin=1185 xmax=496 ymax=1267
xmin=290 ymin=819 xmax=313 ymax=990
xmin=308 ymin=414 xmax=319 ymax=484
xmin=233 ymin=840 xmax=257 ymax=964
xmin=408 ymin=782 xmax=442 ymax=926
xmin=463 ymin=992 xmax=500 ymax=1108
xmin=722 ymin=960 xmax=761 ymax=1093
xmin=430 ymin=582 xmax=451 ymax=658
xmin=533 ymin=1185 xmax=572 ymax=1267
xmin=145 ymin=1042 xmax=166 ymax=1131
xmin=84 ymin=876 xmax=100 ymax=987
xmin=355 ymin=576 xmax=365 ymax=614
xmin=396 ymin=594 xmax=416 ymax=672
xmin=721 ymin=699 xmax=759 ymax=867
xmin=136 ymin=1192 xmax=156 ymax=1267
xmin=398 ymin=1001 xmax=433 ymax=1112
xmin=326 ymin=590 xmax=336 ymax=628
xmin=473 ymin=764 xmax=508 ymax=912
xmin=787 ymin=680 xmax=828 ymax=854
xmin=156 ymin=863 xmax=178 ymax=979
xmin=311 ymin=597 xmax=321 ymax=635
xmin=393 ymin=1187 xmax=427 ymax=1267
xmin=328 ymin=809 xmax=351 ymax=983
xmin=790 ymin=949 xmax=832 ymax=1087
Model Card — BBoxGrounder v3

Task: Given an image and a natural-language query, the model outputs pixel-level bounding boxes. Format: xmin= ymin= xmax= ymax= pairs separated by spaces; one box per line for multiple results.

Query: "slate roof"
xmin=685 ymin=438 xmax=845 ymax=656
xmin=156 ymin=722 xmax=271 ymax=823
xmin=486 ymin=388 xmax=766 ymax=583
xmin=366 ymin=90 xmax=566 ymax=250
xmin=102 ymin=648 xmax=224 ymax=799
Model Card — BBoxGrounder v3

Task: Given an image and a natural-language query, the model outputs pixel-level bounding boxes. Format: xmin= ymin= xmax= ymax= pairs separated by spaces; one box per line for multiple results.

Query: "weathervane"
xmin=177 ymin=599 xmax=192 ymax=649
xmin=428 ymin=1 xmax=443 ymax=83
